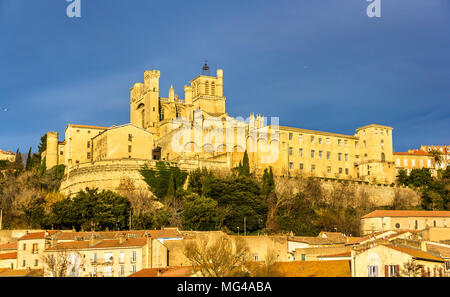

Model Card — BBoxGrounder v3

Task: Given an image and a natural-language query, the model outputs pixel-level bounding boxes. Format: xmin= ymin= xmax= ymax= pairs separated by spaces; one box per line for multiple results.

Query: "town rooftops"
xmin=269 ymin=260 xmax=351 ymax=277
xmin=319 ymin=252 xmax=351 ymax=258
xmin=362 ymin=210 xmax=450 ymax=219
xmin=383 ymin=245 xmax=444 ymax=262
xmin=0 ymin=269 xmax=43 ymax=277
xmin=0 ymin=242 xmax=18 ymax=250
xmin=46 ymin=238 xmax=148 ymax=251
xmin=0 ymin=252 xmax=17 ymax=260
xmin=393 ymin=151 xmax=433 ymax=156
xmin=65 ymin=124 xmax=109 ymax=131
xmin=278 ymin=126 xmax=358 ymax=140
xmin=425 ymin=242 xmax=450 ymax=259
xmin=128 ymin=266 xmax=193 ymax=277
xmin=18 ymin=231 xmax=59 ymax=240
xmin=288 ymin=236 xmax=346 ymax=245
xmin=0 ymin=150 xmax=15 ymax=155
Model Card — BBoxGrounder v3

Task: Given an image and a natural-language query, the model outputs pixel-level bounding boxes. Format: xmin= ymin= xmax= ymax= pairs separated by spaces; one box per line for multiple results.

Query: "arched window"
xmin=211 ymin=82 xmax=215 ymax=95
xmin=137 ymin=103 xmax=145 ymax=127
xmin=205 ymin=81 xmax=209 ymax=95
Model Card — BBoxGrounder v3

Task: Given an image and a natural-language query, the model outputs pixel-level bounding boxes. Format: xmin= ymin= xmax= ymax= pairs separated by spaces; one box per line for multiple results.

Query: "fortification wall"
xmin=59 ymin=157 xmax=230 ymax=197
xmin=60 ymin=159 xmax=156 ymax=196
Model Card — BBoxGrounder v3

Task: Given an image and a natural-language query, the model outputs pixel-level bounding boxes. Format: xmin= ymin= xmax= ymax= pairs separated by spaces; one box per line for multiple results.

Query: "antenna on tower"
xmin=202 ymin=60 xmax=210 ymax=76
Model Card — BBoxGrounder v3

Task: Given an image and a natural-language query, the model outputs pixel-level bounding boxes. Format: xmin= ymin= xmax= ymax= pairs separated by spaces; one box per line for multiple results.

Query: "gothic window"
xmin=205 ymin=81 xmax=209 ymax=95
xmin=211 ymin=81 xmax=215 ymax=95
xmin=159 ymin=104 xmax=165 ymax=121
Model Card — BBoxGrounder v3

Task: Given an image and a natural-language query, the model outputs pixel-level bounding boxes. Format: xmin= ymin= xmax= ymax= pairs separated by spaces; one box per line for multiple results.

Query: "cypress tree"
xmin=25 ymin=147 xmax=32 ymax=171
xmin=242 ymin=150 xmax=250 ymax=176
xmin=15 ymin=148 xmax=23 ymax=171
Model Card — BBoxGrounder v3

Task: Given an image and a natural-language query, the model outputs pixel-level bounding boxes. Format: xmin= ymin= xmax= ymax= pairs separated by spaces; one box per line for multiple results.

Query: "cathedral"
xmin=43 ymin=66 xmax=398 ymax=196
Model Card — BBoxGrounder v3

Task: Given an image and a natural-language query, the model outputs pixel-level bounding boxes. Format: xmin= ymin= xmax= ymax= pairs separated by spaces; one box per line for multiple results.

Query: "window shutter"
xmin=385 ymin=265 xmax=389 ymax=277
xmin=374 ymin=266 xmax=379 ymax=277
xmin=421 ymin=266 xmax=425 ymax=277
xmin=395 ymin=265 xmax=400 ymax=276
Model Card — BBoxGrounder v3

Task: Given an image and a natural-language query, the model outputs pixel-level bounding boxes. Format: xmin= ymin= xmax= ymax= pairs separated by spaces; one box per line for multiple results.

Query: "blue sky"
xmin=0 ymin=0 xmax=449 ymax=153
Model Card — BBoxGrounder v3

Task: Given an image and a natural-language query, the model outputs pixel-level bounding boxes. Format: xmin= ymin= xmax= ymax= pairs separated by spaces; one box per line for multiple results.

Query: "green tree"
xmin=397 ymin=169 xmax=409 ymax=186
xmin=140 ymin=162 xmax=188 ymax=201
xmin=183 ymin=194 xmax=220 ymax=231
xmin=25 ymin=147 xmax=32 ymax=171
xmin=47 ymin=188 xmax=131 ymax=231
xmin=202 ymin=175 xmax=266 ymax=233
xmin=277 ymin=192 xmax=319 ymax=236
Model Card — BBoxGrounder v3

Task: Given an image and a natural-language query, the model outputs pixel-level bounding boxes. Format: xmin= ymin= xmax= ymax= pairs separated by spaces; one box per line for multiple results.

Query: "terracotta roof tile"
xmin=0 ymin=252 xmax=17 ymax=260
xmin=46 ymin=238 xmax=148 ymax=251
xmin=426 ymin=243 xmax=450 ymax=258
xmin=0 ymin=242 xmax=17 ymax=250
xmin=384 ymin=245 xmax=444 ymax=262
xmin=362 ymin=210 xmax=450 ymax=219
xmin=0 ymin=269 xmax=43 ymax=277
xmin=320 ymin=252 xmax=351 ymax=258
xmin=19 ymin=231 xmax=59 ymax=240
xmin=128 ymin=266 xmax=192 ymax=277
xmin=268 ymin=260 xmax=351 ymax=277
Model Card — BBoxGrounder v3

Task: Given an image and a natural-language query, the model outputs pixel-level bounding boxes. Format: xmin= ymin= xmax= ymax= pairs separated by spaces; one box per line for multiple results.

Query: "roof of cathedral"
xmin=277 ymin=126 xmax=358 ymax=140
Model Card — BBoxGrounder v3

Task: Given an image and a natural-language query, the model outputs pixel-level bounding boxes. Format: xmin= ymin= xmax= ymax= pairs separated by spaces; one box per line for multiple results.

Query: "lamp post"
xmin=237 ymin=227 xmax=240 ymax=236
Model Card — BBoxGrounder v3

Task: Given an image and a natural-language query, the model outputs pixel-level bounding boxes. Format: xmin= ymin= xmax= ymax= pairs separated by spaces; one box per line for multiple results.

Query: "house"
xmin=352 ymin=244 xmax=446 ymax=277
xmin=360 ymin=210 xmax=450 ymax=235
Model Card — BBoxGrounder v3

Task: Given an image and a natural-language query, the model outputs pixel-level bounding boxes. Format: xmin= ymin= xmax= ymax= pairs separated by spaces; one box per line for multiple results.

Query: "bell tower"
xmin=130 ymin=70 xmax=160 ymax=133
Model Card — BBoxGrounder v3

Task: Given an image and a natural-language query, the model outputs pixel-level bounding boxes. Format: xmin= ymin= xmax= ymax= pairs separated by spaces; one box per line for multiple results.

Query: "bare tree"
xmin=184 ymin=235 xmax=250 ymax=277
xmin=251 ymin=248 xmax=281 ymax=277
xmin=42 ymin=250 xmax=84 ymax=277
xmin=400 ymin=260 xmax=422 ymax=277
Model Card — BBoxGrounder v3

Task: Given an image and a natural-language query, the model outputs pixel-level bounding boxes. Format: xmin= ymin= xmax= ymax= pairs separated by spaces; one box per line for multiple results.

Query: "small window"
xmin=87 ymin=152 xmax=91 ymax=159
xmin=299 ymin=134 xmax=303 ymax=142
xmin=299 ymin=148 xmax=303 ymax=157
xmin=327 ymin=151 xmax=330 ymax=160
xmin=289 ymin=133 xmax=293 ymax=140
xmin=311 ymin=164 xmax=315 ymax=172
xmin=128 ymin=134 xmax=133 ymax=141
xmin=345 ymin=168 xmax=349 ymax=175
xmin=311 ymin=150 xmax=315 ymax=158
xmin=395 ymin=223 xmax=400 ymax=229
xmin=34 ymin=259 xmax=38 ymax=267
xmin=87 ymin=141 xmax=90 ymax=148
xmin=128 ymin=145 xmax=132 ymax=153
xmin=327 ymin=166 xmax=331 ymax=173
xmin=289 ymin=162 xmax=293 ymax=169
xmin=289 ymin=147 xmax=293 ymax=156
xmin=318 ymin=138 xmax=322 ymax=145
xmin=338 ymin=139 xmax=342 ymax=146
xmin=300 ymin=163 xmax=304 ymax=170
xmin=310 ymin=136 xmax=314 ymax=144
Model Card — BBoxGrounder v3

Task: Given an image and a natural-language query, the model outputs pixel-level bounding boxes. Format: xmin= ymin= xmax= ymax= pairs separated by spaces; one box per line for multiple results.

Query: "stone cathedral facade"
xmin=42 ymin=67 xmax=398 ymax=196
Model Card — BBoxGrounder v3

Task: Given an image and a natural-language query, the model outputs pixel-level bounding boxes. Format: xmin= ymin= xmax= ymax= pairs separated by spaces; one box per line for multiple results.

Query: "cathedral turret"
xmin=169 ymin=85 xmax=175 ymax=102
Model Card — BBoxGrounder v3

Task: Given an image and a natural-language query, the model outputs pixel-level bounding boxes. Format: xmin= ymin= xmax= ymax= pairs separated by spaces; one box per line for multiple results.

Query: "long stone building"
xmin=41 ymin=66 xmax=433 ymax=195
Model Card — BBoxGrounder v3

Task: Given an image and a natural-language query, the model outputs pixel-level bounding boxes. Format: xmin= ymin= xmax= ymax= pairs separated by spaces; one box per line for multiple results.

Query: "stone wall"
xmin=60 ymin=159 xmax=156 ymax=196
